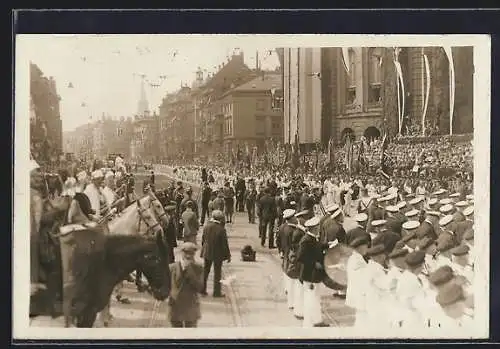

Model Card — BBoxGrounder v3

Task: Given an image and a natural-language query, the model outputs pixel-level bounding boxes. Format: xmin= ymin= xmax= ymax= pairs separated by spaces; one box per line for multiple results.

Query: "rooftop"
xmin=226 ymin=72 xmax=281 ymax=95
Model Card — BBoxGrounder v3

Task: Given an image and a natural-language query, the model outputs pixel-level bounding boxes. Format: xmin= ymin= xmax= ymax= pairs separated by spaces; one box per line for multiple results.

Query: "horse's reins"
xmin=137 ymin=199 xmax=162 ymax=235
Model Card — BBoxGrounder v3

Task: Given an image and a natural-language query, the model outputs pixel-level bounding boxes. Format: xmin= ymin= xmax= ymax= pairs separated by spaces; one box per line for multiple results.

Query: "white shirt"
xmin=365 ymin=261 xmax=392 ymax=325
xmin=346 ymin=251 xmax=369 ymax=311
xmin=84 ymin=183 xmax=103 ymax=218
xmin=388 ymin=186 xmax=398 ymax=195
xmin=102 ymin=186 xmax=117 ymax=208
xmin=396 ymin=271 xmax=428 ymax=327
xmin=387 ymin=267 xmax=406 ymax=325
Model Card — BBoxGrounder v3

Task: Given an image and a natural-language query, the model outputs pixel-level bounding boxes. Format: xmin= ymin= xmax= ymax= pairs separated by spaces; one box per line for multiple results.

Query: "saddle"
xmin=241 ymin=245 xmax=256 ymax=262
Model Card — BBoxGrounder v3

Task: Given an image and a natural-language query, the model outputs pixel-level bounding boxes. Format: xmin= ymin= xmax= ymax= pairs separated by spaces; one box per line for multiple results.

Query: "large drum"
xmin=323 ymin=243 xmax=354 ymax=287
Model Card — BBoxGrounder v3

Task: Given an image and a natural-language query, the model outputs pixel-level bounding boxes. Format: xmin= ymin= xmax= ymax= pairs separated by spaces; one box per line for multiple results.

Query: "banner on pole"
xmin=443 ymin=46 xmax=455 ymax=135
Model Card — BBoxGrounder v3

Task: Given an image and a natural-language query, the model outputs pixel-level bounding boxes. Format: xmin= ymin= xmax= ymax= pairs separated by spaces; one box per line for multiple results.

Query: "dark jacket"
xmin=415 ymin=220 xmax=437 ymax=240
xmin=167 ymin=261 xmax=204 ymax=322
xmin=200 ymin=221 xmax=231 ymax=262
xmin=276 ymin=222 xmax=295 ymax=270
xmin=346 ymin=226 xmax=370 ymax=246
xmin=320 ymin=218 xmax=346 ymax=244
xmin=296 ymin=233 xmax=327 ymax=283
xmin=258 ymin=193 xmax=277 ymax=220
xmin=201 ymin=186 xmax=212 ymax=206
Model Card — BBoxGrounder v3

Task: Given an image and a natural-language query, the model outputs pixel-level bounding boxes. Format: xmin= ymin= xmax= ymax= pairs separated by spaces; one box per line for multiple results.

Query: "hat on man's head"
xmin=439 ymin=204 xmax=454 ymax=214
xmin=405 ymin=209 xmax=419 ymax=218
xmin=466 ymin=194 xmax=474 ymax=200
xmin=180 ymin=241 xmax=198 ymax=254
xmin=463 ymin=206 xmax=474 ymax=217
xmin=402 ymin=220 xmax=420 ymax=231
xmin=432 ymin=189 xmax=448 ymax=196
xmin=436 ymin=283 xmax=465 ymax=307
xmin=439 ymin=214 xmax=454 ymax=227
xmin=451 ymin=244 xmax=469 ymax=256
xmin=397 ymin=201 xmax=407 ymax=209
xmin=371 ymin=219 xmax=387 ymax=227
xmin=409 ymin=197 xmax=424 ymax=205
xmin=388 ymin=248 xmax=409 ymax=259
xmin=354 ymin=213 xmax=368 ymax=223
xmin=325 ymin=204 xmax=339 ymax=213
xmin=289 ymin=201 xmax=297 ymax=206
xmin=211 ymin=210 xmax=225 ymax=221
xmin=385 ymin=205 xmax=399 ymax=213
xmin=304 ymin=216 xmax=320 ymax=228
xmin=386 ymin=193 xmax=397 ymax=201
xmin=165 ymin=204 xmax=176 ymax=212
xmin=428 ymin=198 xmax=439 ymax=206
xmin=405 ymin=250 xmax=426 ymax=268
xmin=428 ymin=265 xmax=454 ymax=287
xmin=283 ymin=209 xmax=296 ymax=219
xmin=449 ymin=192 xmax=461 ymax=198
xmin=91 ymin=169 xmax=104 ymax=179
xmin=365 ymin=244 xmax=386 ymax=258
xmin=439 ymin=198 xmax=453 ymax=206
xmin=349 ymin=235 xmax=370 ymax=249
xmin=426 ymin=210 xmax=441 ymax=217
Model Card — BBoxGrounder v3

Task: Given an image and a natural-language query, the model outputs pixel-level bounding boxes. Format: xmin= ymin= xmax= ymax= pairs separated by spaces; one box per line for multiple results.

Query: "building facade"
xmin=281 ymin=46 xmax=474 ymax=146
xmin=283 ymin=48 xmax=322 ymax=146
xmin=130 ymin=111 xmax=159 ymax=163
xmin=220 ymin=72 xmax=283 ymax=153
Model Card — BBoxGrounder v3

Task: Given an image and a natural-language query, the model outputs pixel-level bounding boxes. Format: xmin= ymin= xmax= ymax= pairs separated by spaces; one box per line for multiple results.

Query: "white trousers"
xmin=284 ymin=273 xmax=294 ymax=309
xmin=302 ymin=282 xmax=323 ymax=327
xmin=293 ymin=279 xmax=304 ymax=317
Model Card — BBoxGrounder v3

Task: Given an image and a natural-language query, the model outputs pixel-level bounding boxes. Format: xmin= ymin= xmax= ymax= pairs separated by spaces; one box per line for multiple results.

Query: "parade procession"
xmin=20 ymin=34 xmax=483 ymax=336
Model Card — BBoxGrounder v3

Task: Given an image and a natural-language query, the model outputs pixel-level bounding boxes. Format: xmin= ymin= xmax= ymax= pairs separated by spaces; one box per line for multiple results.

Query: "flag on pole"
xmin=341 ymin=48 xmax=350 ymax=73
xmin=394 ymin=60 xmax=405 ymax=134
xmin=422 ymin=54 xmax=431 ymax=136
xmin=443 ymin=46 xmax=455 ymax=135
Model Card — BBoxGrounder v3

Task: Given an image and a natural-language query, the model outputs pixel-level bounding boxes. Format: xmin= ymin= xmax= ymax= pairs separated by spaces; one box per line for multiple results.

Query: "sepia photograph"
xmin=13 ymin=34 xmax=490 ymax=340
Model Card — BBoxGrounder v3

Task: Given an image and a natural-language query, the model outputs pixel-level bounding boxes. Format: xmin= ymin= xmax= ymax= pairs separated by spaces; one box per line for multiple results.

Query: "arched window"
xmin=341 ymin=127 xmax=355 ymax=144
xmin=346 ymin=49 xmax=357 ymax=105
xmin=363 ymin=126 xmax=381 ymax=141
xmin=368 ymin=48 xmax=383 ymax=104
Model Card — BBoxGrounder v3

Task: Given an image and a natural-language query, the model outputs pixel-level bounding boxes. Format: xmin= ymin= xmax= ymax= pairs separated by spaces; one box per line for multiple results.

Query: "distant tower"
xmin=137 ymin=77 xmax=149 ymax=116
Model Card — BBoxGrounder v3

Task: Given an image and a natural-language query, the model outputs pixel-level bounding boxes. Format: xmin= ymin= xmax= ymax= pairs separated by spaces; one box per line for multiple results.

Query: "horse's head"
xmin=145 ymin=190 xmax=169 ymax=226
xmin=135 ymin=234 xmax=171 ymax=301
xmin=136 ymin=197 xmax=164 ymax=238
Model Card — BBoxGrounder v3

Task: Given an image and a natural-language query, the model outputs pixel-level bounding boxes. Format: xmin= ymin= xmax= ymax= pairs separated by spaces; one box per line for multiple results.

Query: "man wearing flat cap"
xmin=396 ymin=250 xmax=428 ymax=327
xmin=200 ymin=210 xmax=231 ymax=297
xmin=167 ymin=242 xmax=204 ymax=328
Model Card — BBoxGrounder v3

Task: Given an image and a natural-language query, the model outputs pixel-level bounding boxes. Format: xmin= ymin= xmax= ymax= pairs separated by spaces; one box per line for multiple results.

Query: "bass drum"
xmin=322 ymin=243 xmax=354 ymax=288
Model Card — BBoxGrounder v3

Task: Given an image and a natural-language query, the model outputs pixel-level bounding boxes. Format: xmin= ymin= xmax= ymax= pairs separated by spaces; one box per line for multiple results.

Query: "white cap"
xmin=325 ymin=204 xmax=339 ymax=213
xmin=77 ymin=171 xmax=88 ymax=182
xmin=331 ymin=209 xmax=342 ymax=219
xmin=439 ymin=204 xmax=454 ymax=214
xmin=463 ymin=206 xmax=474 ymax=216
xmin=385 ymin=205 xmax=399 ymax=213
xmin=439 ymin=198 xmax=453 ymax=205
xmin=283 ymin=209 xmax=296 ymax=219
xmin=433 ymin=189 xmax=447 ymax=196
xmin=449 ymin=192 xmax=461 ymax=198
xmin=466 ymin=194 xmax=473 ymax=200
xmin=386 ymin=193 xmax=397 ymax=201
xmin=371 ymin=194 xmax=381 ymax=199
xmin=402 ymin=220 xmax=420 ymax=230
xmin=426 ymin=210 xmax=441 ymax=217
xmin=371 ymin=219 xmax=387 ymax=227
xmin=354 ymin=213 xmax=368 ymax=222
xmin=439 ymin=214 xmax=454 ymax=227
xmin=428 ymin=198 xmax=439 ymax=205
xmin=397 ymin=201 xmax=407 ymax=209
xmin=91 ymin=169 xmax=104 ymax=179
xmin=304 ymin=216 xmax=321 ymax=228
xmin=405 ymin=209 xmax=419 ymax=218
xmin=105 ymin=171 xmax=115 ymax=179
xmin=455 ymin=201 xmax=468 ymax=208
xmin=377 ymin=196 xmax=389 ymax=203
xmin=409 ymin=197 xmax=424 ymax=205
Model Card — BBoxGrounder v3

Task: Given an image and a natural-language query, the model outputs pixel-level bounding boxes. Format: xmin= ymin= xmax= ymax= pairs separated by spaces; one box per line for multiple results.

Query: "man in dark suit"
xmin=167 ymin=242 xmax=204 ymax=328
xmin=321 ymin=208 xmax=347 ymax=245
xmin=200 ymin=210 xmax=231 ymax=297
xmin=257 ymin=187 xmax=278 ymax=248
xmin=235 ymin=176 xmax=246 ymax=212
xmin=200 ymin=182 xmax=212 ymax=225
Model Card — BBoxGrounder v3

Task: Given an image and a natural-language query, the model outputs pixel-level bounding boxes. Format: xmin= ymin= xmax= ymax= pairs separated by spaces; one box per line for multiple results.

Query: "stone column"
xmin=381 ymin=47 xmax=398 ymax=136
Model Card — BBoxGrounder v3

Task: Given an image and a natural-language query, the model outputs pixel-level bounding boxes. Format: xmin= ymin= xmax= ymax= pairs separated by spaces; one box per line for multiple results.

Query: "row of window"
xmin=346 ymin=47 xmax=383 ymax=106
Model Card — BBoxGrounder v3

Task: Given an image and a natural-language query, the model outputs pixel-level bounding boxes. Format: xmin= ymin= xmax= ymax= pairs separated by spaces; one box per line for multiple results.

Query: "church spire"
xmin=137 ymin=77 xmax=149 ymax=115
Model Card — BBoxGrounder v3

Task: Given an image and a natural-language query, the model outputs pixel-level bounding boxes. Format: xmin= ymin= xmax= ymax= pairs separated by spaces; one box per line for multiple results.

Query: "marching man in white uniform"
xmin=345 ymin=235 xmax=370 ymax=327
xmin=387 ymin=247 xmax=409 ymax=327
xmin=396 ymin=250 xmax=428 ymax=328
xmin=84 ymin=169 xmax=106 ymax=220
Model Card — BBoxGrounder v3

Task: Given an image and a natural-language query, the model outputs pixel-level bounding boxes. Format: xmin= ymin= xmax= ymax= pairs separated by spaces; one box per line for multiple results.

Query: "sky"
xmin=23 ymin=35 xmax=280 ymax=132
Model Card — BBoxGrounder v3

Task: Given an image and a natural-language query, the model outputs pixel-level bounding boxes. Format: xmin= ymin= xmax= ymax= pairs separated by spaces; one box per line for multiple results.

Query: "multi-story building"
xmin=130 ymin=110 xmax=159 ymax=163
xmin=281 ymin=46 xmax=474 ymax=147
xmin=219 ymin=72 xmax=283 ymax=153
xmin=30 ymin=63 xmax=63 ymax=163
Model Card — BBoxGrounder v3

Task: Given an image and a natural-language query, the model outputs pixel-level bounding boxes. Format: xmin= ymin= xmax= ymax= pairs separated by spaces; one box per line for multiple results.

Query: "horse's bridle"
xmin=136 ymin=199 xmax=162 ymax=236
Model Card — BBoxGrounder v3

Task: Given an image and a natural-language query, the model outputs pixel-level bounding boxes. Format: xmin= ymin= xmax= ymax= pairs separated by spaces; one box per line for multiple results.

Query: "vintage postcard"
xmin=14 ymin=34 xmax=490 ymax=339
